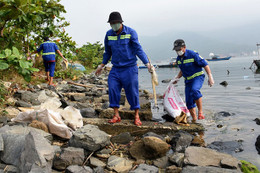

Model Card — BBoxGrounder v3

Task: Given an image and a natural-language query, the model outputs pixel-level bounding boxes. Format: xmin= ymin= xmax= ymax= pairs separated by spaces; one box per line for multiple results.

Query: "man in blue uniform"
xmin=95 ymin=12 xmax=152 ymax=126
xmin=172 ymin=39 xmax=214 ymax=122
xmin=30 ymin=37 xmax=67 ymax=86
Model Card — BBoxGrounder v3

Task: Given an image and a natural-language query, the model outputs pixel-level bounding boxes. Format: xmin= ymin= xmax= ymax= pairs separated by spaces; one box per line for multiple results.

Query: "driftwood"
xmin=67 ymin=81 xmax=105 ymax=90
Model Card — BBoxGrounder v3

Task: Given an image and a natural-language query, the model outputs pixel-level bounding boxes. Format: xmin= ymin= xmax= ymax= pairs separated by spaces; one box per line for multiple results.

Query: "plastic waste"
xmin=163 ymin=83 xmax=190 ymax=118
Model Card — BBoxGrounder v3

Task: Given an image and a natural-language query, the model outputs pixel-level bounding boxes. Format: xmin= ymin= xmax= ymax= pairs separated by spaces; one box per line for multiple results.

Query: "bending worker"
xmin=172 ymin=39 xmax=214 ymax=122
xmin=30 ymin=36 xmax=67 ymax=86
xmin=95 ymin=12 xmax=153 ymax=126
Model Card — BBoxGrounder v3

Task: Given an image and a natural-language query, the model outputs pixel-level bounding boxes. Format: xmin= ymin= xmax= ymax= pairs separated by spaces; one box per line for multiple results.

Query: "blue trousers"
xmin=43 ymin=61 xmax=56 ymax=77
xmin=185 ymin=75 xmax=204 ymax=109
xmin=108 ymin=65 xmax=140 ymax=110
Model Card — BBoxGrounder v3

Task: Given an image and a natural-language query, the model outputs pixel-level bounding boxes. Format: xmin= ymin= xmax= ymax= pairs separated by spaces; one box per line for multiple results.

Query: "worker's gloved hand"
xmin=208 ymin=73 xmax=214 ymax=87
xmin=95 ymin=65 xmax=103 ymax=76
xmin=145 ymin=63 xmax=154 ymax=73
xmin=171 ymin=76 xmax=180 ymax=84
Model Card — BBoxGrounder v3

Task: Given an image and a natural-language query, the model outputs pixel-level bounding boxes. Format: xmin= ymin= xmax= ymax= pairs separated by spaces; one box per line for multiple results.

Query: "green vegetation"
xmin=76 ymin=42 xmax=104 ymax=69
xmin=0 ymin=47 xmax=39 ymax=82
xmin=0 ymin=81 xmax=8 ymax=104
xmin=241 ymin=160 xmax=260 ymax=173
xmin=0 ymin=0 xmax=105 ymax=86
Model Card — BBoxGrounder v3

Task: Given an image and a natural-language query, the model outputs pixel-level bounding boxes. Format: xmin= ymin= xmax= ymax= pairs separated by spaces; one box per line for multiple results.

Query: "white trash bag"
xmin=163 ymin=83 xmax=190 ymax=118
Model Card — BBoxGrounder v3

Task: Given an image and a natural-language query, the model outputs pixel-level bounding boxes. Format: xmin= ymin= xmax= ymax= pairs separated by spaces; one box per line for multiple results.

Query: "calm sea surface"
xmin=138 ymin=56 xmax=260 ymax=168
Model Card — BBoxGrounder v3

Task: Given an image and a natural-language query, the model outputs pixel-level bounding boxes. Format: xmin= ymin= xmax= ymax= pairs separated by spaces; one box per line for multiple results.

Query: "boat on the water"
xmin=252 ymin=44 xmax=260 ymax=69
xmin=206 ymin=54 xmax=231 ymax=61
xmin=138 ymin=57 xmax=178 ymax=69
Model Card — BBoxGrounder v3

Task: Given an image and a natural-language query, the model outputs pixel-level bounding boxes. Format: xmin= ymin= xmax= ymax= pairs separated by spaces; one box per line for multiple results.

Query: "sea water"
xmin=138 ymin=56 xmax=260 ymax=168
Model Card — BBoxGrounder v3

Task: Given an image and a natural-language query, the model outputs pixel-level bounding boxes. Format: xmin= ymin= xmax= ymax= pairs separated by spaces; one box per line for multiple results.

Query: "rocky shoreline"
xmin=0 ymin=69 xmax=257 ymax=172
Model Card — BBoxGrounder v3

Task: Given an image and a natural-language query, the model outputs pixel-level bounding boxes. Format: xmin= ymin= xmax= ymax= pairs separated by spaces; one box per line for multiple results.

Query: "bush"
xmin=0 ymin=47 xmax=39 ymax=82
xmin=54 ymin=67 xmax=83 ymax=80
xmin=240 ymin=160 xmax=260 ymax=173
xmin=0 ymin=81 xmax=8 ymax=103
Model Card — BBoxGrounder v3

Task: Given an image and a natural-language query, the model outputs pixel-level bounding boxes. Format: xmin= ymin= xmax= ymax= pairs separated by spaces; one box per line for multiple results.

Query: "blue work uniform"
xmin=176 ymin=49 xmax=208 ymax=109
xmin=37 ymin=41 xmax=59 ymax=77
xmin=103 ymin=25 xmax=149 ymax=110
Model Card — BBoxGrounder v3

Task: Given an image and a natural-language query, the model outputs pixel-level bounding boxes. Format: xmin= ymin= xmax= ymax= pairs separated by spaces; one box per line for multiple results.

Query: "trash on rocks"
xmin=163 ymin=84 xmax=190 ymax=124
xmin=11 ymin=109 xmax=73 ymax=139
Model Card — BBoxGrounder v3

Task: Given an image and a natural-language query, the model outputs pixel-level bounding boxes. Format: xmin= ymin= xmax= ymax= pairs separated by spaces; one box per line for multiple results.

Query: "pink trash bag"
xmin=163 ymin=83 xmax=190 ymax=118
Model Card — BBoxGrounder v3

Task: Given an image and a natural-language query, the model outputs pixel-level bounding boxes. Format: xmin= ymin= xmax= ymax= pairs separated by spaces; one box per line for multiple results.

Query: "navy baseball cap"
xmin=173 ymin=39 xmax=185 ymax=51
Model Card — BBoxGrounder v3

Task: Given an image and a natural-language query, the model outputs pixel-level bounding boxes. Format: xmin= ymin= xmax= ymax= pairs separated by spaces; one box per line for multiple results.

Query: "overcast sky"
xmin=61 ymin=0 xmax=260 ymax=47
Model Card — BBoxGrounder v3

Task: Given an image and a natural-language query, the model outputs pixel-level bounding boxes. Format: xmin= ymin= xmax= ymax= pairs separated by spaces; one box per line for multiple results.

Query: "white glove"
xmin=171 ymin=76 xmax=180 ymax=84
xmin=95 ymin=65 xmax=103 ymax=76
xmin=208 ymin=73 xmax=214 ymax=87
xmin=145 ymin=63 xmax=154 ymax=73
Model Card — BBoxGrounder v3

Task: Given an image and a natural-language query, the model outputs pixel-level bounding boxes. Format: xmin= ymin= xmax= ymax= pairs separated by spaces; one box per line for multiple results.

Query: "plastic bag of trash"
xmin=12 ymin=109 xmax=73 ymax=139
xmin=163 ymin=83 xmax=190 ymax=118
xmin=60 ymin=106 xmax=83 ymax=130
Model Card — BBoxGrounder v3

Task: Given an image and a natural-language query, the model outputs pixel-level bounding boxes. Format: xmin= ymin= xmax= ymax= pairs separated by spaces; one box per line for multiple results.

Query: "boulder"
xmin=89 ymin=157 xmax=106 ymax=168
xmin=170 ymin=131 xmax=193 ymax=153
xmin=71 ymin=94 xmax=87 ymax=102
xmin=69 ymin=124 xmax=110 ymax=152
xmin=215 ymin=111 xmax=235 ymax=117
xmin=184 ymin=147 xmax=241 ymax=169
xmin=53 ymin=147 xmax=85 ymax=170
xmin=142 ymin=132 xmax=164 ymax=140
xmin=0 ymin=164 xmax=18 ymax=173
xmin=254 ymin=118 xmax=260 ymax=125
xmin=220 ymin=81 xmax=228 ymax=87
xmin=255 ymin=135 xmax=260 ymax=154
xmin=182 ymin=166 xmax=241 ymax=173
xmin=207 ymin=141 xmax=243 ymax=154
xmin=110 ymin=132 xmax=134 ymax=144
xmin=19 ymin=131 xmax=55 ymax=173
xmin=168 ymin=152 xmax=184 ymax=167
xmin=166 ymin=165 xmax=182 ymax=173
xmin=4 ymin=107 xmax=20 ymax=119
xmin=15 ymin=100 xmax=32 ymax=107
xmin=129 ymin=137 xmax=170 ymax=160
xmin=1 ymin=133 xmax=26 ymax=166
xmin=129 ymin=164 xmax=158 ymax=173
xmin=20 ymin=91 xmax=40 ymax=105
xmin=143 ymin=136 xmax=170 ymax=157
xmin=153 ymin=156 xmax=171 ymax=169
xmin=0 ymin=125 xmax=53 ymax=141
xmin=107 ymin=155 xmax=133 ymax=173
xmin=80 ymin=108 xmax=96 ymax=118
xmin=65 ymin=165 xmax=93 ymax=173
xmin=95 ymin=148 xmax=111 ymax=159
xmin=0 ymin=135 xmax=3 ymax=151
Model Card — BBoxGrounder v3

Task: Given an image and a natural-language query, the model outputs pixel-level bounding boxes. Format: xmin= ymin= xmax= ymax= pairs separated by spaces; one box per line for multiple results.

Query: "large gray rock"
xmin=0 ymin=134 xmax=3 ymax=151
xmin=184 ymin=147 xmax=241 ymax=170
xmin=129 ymin=164 xmax=158 ymax=173
xmin=170 ymin=131 xmax=193 ymax=153
xmin=0 ymin=125 xmax=53 ymax=141
xmin=93 ymin=166 xmax=105 ymax=173
xmin=65 ymin=165 xmax=93 ymax=173
xmin=19 ymin=131 xmax=55 ymax=173
xmin=143 ymin=137 xmax=170 ymax=158
xmin=21 ymin=91 xmax=41 ymax=105
xmin=182 ymin=166 xmax=241 ymax=173
xmin=207 ymin=141 xmax=243 ymax=154
xmin=1 ymin=134 xmax=26 ymax=166
xmin=168 ymin=152 xmax=184 ymax=167
xmin=80 ymin=108 xmax=96 ymax=118
xmin=110 ymin=132 xmax=134 ymax=144
xmin=107 ymin=155 xmax=133 ymax=173
xmin=53 ymin=147 xmax=85 ymax=170
xmin=15 ymin=100 xmax=32 ymax=107
xmin=153 ymin=156 xmax=171 ymax=169
xmin=69 ymin=124 xmax=110 ymax=152
xmin=89 ymin=157 xmax=106 ymax=168
xmin=0 ymin=164 xmax=18 ymax=173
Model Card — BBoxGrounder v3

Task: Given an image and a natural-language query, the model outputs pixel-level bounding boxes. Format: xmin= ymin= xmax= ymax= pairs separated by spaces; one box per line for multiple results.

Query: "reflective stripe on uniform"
xmin=108 ymin=36 xmax=117 ymax=40
xmin=43 ymin=41 xmax=53 ymax=44
xmin=183 ymin=58 xmax=194 ymax=64
xmin=177 ymin=61 xmax=181 ymax=65
xmin=42 ymin=52 xmax=55 ymax=55
xmin=186 ymin=71 xmax=204 ymax=80
xmin=120 ymin=34 xmax=131 ymax=39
